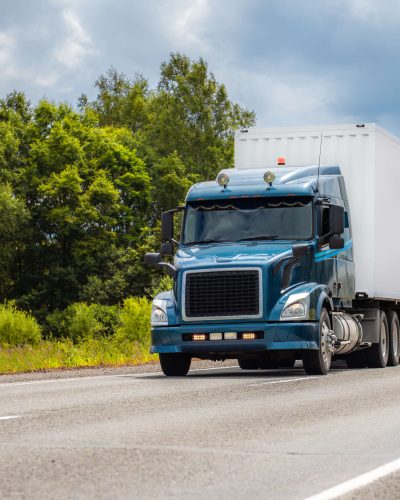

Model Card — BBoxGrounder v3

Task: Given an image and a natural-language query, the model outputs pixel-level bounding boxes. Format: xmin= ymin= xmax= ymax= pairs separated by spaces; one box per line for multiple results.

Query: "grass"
xmin=0 ymin=297 xmax=156 ymax=374
xmin=0 ymin=337 xmax=157 ymax=374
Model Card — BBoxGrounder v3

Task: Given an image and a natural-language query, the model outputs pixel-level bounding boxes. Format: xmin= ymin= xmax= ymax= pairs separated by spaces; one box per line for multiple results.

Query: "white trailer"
xmin=235 ymin=124 xmax=400 ymax=301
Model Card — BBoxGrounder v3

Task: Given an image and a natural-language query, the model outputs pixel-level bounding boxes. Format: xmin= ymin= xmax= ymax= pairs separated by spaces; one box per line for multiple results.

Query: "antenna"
xmin=316 ymin=131 xmax=323 ymax=193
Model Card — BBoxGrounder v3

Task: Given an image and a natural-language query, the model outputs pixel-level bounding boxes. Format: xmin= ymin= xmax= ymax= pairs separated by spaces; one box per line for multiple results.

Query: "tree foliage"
xmin=0 ymin=53 xmax=255 ymax=320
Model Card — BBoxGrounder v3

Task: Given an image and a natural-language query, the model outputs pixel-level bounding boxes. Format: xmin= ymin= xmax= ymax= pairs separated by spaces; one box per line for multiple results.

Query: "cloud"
xmin=55 ymin=8 xmax=94 ymax=68
xmin=163 ymin=0 xmax=211 ymax=52
xmin=0 ymin=31 xmax=15 ymax=70
xmin=1 ymin=0 xmax=400 ymax=134
xmin=33 ymin=73 xmax=59 ymax=88
xmin=346 ymin=0 xmax=400 ymax=23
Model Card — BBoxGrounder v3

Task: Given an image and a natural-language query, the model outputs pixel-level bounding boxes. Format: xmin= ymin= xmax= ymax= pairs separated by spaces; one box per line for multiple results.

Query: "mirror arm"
xmin=157 ymin=262 xmax=177 ymax=279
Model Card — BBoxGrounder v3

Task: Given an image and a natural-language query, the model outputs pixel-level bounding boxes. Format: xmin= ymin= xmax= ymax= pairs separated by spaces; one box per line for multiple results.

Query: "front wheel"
xmin=159 ymin=353 xmax=191 ymax=376
xmin=303 ymin=308 xmax=333 ymax=375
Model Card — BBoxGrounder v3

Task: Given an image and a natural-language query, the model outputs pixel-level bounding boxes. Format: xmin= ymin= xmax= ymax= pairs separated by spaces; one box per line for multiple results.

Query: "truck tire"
xmin=238 ymin=358 xmax=259 ymax=370
xmin=302 ymin=308 xmax=332 ymax=375
xmin=387 ymin=311 xmax=400 ymax=366
xmin=365 ymin=311 xmax=389 ymax=368
xmin=159 ymin=353 xmax=191 ymax=376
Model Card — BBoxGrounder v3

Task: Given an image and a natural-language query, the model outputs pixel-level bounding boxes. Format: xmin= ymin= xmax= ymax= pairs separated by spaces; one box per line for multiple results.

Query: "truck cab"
xmin=146 ymin=123 xmax=400 ymax=376
xmin=146 ymin=165 xmax=358 ymax=375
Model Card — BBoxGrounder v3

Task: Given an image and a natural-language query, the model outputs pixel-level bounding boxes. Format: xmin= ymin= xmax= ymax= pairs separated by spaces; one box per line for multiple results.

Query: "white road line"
xmin=0 ymin=415 xmax=21 ymax=420
xmin=0 ymin=365 xmax=240 ymax=387
xmin=247 ymin=376 xmax=316 ymax=387
xmin=0 ymin=365 xmax=310 ymax=387
xmin=305 ymin=457 xmax=400 ymax=500
xmin=0 ymin=374 xmax=128 ymax=387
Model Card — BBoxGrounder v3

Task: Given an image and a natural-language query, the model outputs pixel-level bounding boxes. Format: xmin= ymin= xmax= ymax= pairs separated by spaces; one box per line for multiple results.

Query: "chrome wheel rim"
xmin=381 ymin=321 xmax=388 ymax=359
xmin=393 ymin=321 xmax=399 ymax=359
xmin=321 ymin=321 xmax=332 ymax=368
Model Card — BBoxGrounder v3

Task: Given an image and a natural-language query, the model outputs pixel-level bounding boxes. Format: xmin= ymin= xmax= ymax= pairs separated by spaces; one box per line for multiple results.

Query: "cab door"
xmin=316 ymin=203 xmax=354 ymax=299
xmin=315 ymin=204 xmax=337 ymax=295
xmin=335 ymin=211 xmax=355 ymax=299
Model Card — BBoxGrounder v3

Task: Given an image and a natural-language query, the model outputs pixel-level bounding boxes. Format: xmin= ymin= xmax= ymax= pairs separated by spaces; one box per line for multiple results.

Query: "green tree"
xmin=88 ymin=67 xmax=150 ymax=132
xmin=0 ymin=53 xmax=257 ymax=322
xmin=0 ymin=98 xmax=151 ymax=314
xmin=145 ymin=53 xmax=255 ymax=178
xmin=0 ymin=184 xmax=30 ymax=299
xmin=150 ymin=152 xmax=197 ymax=216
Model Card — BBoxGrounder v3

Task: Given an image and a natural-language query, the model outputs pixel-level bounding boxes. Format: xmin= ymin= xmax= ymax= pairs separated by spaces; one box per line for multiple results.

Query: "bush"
xmin=145 ymin=274 xmax=173 ymax=298
xmin=90 ymin=303 xmax=120 ymax=336
xmin=0 ymin=303 xmax=42 ymax=346
xmin=47 ymin=303 xmax=101 ymax=341
xmin=116 ymin=297 xmax=151 ymax=347
xmin=47 ymin=303 xmax=121 ymax=341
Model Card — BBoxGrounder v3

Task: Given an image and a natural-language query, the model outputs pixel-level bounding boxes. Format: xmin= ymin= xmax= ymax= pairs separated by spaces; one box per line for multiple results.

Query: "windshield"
xmin=182 ymin=197 xmax=313 ymax=245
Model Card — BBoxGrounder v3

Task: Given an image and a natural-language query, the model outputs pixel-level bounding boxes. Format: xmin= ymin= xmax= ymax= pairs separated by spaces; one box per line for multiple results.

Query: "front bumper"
xmin=151 ymin=321 xmax=319 ymax=354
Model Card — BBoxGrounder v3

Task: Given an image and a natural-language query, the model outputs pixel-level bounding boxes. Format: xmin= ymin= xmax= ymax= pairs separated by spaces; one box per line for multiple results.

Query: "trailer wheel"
xmin=366 ymin=311 xmax=389 ymax=368
xmin=303 ymin=308 xmax=332 ymax=375
xmin=159 ymin=353 xmax=191 ymax=376
xmin=238 ymin=358 xmax=259 ymax=370
xmin=387 ymin=311 xmax=400 ymax=366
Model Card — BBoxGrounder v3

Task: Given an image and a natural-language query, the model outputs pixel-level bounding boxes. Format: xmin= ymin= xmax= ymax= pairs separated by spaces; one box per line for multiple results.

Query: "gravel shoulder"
xmin=0 ymin=358 xmax=238 ymax=384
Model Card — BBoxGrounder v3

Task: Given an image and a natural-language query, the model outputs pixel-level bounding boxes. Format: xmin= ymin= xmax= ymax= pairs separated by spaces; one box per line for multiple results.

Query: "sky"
xmin=1 ymin=0 xmax=400 ymax=133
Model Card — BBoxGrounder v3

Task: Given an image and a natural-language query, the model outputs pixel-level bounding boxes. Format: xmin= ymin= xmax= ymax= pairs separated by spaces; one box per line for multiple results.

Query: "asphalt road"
xmin=1 ymin=362 xmax=400 ymax=500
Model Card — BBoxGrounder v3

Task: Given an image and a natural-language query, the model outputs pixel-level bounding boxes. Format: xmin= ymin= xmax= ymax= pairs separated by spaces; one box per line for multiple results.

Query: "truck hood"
xmin=175 ymin=241 xmax=293 ymax=270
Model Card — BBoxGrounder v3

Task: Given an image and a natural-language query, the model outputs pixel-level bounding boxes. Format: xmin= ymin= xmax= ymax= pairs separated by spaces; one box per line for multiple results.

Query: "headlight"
xmin=151 ymin=299 xmax=168 ymax=326
xmin=280 ymin=292 xmax=309 ymax=321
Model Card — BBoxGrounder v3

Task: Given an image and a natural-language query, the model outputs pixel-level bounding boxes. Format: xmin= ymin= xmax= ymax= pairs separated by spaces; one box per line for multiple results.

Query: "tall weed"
xmin=0 ymin=303 xmax=42 ymax=346
xmin=116 ymin=297 xmax=151 ymax=347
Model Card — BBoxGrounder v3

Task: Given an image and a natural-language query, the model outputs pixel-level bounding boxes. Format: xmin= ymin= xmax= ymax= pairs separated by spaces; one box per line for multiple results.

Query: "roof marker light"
xmin=217 ymin=173 xmax=230 ymax=188
xmin=277 ymin=157 xmax=286 ymax=166
xmin=264 ymin=171 xmax=276 ymax=186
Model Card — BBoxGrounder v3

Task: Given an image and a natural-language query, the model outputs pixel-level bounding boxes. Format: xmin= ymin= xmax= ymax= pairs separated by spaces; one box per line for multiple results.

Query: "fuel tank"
xmin=332 ymin=312 xmax=363 ymax=355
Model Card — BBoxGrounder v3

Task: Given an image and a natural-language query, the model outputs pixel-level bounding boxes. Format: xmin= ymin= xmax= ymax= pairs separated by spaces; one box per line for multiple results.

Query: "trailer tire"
xmin=302 ymin=308 xmax=332 ymax=375
xmin=159 ymin=353 xmax=191 ymax=376
xmin=366 ymin=311 xmax=389 ymax=368
xmin=238 ymin=358 xmax=259 ymax=370
xmin=387 ymin=311 xmax=400 ymax=366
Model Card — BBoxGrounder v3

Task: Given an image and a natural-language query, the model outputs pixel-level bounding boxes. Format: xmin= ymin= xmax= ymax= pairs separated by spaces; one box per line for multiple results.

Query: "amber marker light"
xmin=242 ymin=332 xmax=256 ymax=340
xmin=192 ymin=334 xmax=207 ymax=341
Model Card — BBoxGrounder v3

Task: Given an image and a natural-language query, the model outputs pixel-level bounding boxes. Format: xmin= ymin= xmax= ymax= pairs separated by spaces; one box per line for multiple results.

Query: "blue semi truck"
xmin=145 ymin=124 xmax=400 ymax=376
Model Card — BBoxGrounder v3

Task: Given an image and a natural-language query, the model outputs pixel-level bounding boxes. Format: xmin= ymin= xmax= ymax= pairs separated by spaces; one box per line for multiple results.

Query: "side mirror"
xmin=161 ymin=241 xmax=174 ymax=256
xmin=329 ymin=236 xmax=344 ymax=249
xmin=292 ymin=243 xmax=311 ymax=258
xmin=144 ymin=253 xmax=162 ymax=266
xmin=329 ymin=205 xmax=344 ymax=235
xmin=161 ymin=211 xmax=174 ymax=242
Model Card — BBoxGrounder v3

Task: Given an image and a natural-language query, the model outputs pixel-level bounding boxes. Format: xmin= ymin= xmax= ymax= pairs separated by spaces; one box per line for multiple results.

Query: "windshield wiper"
xmin=184 ymin=238 xmax=229 ymax=246
xmin=237 ymin=235 xmax=279 ymax=242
